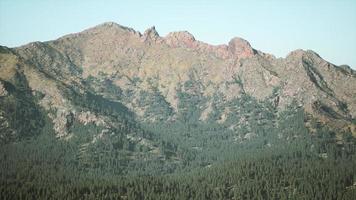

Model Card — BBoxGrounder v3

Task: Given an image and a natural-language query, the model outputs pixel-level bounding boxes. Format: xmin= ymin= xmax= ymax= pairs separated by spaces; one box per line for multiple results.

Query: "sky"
xmin=1 ymin=0 xmax=355 ymax=68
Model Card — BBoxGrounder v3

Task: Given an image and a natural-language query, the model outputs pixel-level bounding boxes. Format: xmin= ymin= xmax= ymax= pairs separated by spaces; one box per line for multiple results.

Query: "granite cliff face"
xmin=0 ymin=22 xmax=355 ymax=142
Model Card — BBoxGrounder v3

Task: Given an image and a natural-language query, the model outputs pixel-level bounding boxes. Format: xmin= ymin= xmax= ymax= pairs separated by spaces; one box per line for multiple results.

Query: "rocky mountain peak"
xmin=98 ymin=21 xmax=120 ymax=28
xmin=286 ymin=49 xmax=307 ymax=58
xmin=142 ymin=26 xmax=160 ymax=43
xmin=286 ymin=49 xmax=323 ymax=61
xmin=165 ymin=31 xmax=196 ymax=48
xmin=228 ymin=37 xmax=256 ymax=59
xmin=91 ymin=21 xmax=137 ymax=33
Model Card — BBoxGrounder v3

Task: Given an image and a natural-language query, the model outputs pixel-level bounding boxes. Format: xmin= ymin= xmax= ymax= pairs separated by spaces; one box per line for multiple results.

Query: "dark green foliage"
xmin=1 ymin=126 xmax=355 ymax=199
xmin=1 ymin=91 xmax=355 ymax=199
xmin=233 ymin=74 xmax=245 ymax=94
xmin=176 ymin=79 xmax=206 ymax=124
xmin=0 ymin=74 xmax=45 ymax=143
xmin=137 ymin=89 xmax=173 ymax=121
xmin=84 ymin=75 xmax=123 ymax=99
xmin=313 ymin=100 xmax=345 ymax=120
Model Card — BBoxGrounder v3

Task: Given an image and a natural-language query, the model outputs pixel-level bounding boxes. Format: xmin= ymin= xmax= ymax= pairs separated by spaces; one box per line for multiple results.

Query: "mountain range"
xmin=0 ymin=22 xmax=356 ymax=199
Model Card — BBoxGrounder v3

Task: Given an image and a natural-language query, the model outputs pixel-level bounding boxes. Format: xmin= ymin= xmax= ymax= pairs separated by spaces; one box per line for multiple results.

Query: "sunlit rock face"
xmin=0 ymin=22 xmax=355 ymax=139
xmin=228 ymin=37 xmax=256 ymax=59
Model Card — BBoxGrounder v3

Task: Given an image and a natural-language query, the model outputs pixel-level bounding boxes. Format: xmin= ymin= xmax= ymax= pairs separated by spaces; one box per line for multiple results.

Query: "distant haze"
xmin=0 ymin=0 xmax=355 ymax=68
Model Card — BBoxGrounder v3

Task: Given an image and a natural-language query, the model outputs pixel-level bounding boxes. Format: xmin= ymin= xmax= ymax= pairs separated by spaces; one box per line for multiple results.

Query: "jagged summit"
xmin=54 ymin=22 xmax=257 ymax=57
xmin=144 ymin=26 xmax=159 ymax=37
xmin=143 ymin=26 xmax=160 ymax=43
xmin=10 ymin=22 xmax=353 ymax=65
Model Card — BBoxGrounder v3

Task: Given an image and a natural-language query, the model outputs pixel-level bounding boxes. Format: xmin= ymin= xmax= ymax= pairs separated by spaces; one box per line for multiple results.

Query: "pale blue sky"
xmin=1 ymin=0 xmax=355 ymax=68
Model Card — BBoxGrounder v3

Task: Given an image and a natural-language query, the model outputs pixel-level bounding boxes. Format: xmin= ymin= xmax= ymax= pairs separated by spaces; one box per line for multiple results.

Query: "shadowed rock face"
xmin=143 ymin=26 xmax=160 ymax=44
xmin=1 ymin=22 xmax=356 ymax=139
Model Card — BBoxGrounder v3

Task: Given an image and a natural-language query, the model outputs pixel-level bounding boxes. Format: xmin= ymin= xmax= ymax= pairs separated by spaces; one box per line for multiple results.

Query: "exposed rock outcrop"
xmin=165 ymin=31 xmax=196 ymax=48
xmin=0 ymin=81 xmax=8 ymax=97
xmin=142 ymin=26 xmax=161 ymax=44
xmin=77 ymin=111 xmax=106 ymax=126
xmin=228 ymin=37 xmax=256 ymax=59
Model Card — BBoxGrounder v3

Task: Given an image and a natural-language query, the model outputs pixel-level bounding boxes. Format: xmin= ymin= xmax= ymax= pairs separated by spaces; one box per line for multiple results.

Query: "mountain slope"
xmin=1 ymin=21 xmax=355 ymax=144
xmin=8 ymin=22 xmax=354 ymax=137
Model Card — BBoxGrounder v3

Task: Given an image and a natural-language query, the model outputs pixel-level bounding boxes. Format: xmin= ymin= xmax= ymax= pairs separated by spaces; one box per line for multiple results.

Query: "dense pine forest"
xmin=1 ymin=92 xmax=356 ymax=199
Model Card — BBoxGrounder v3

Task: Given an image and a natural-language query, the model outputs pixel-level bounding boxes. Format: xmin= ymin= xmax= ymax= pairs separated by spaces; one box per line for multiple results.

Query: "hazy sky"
xmin=1 ymin=0 xmax=355 ymax=68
